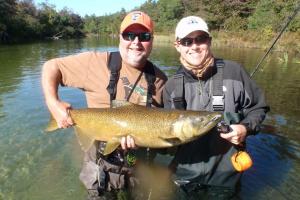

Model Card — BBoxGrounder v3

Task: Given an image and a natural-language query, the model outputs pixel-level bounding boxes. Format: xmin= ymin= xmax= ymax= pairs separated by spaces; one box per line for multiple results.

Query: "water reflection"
xmin=241 ymin=132 xmax=300 ymax=199
xmin=0 ymin=38 xmax=299 ymax=199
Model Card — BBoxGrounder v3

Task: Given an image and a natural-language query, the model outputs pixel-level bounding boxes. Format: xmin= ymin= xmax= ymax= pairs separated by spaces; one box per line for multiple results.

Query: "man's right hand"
xmin=48 ymin=100 xmax=74 ymax=129
xmin=120 ymin=135 xmax=137 ymax=151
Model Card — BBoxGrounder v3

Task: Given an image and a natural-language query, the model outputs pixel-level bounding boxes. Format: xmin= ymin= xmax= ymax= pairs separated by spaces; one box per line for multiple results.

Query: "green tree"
xmin=156 ymin=0 xmax=184 ymax=33
xmin=181 ymin=0 xmax=206 ymax=16
xmin=12 ymin=0 xmax=40 ymax=39
xmin=0 ymin=0 xmax=17 ymax=25
xmin=84 ymin=15 xmax=100 ymax=34
xmin=200 ymin=0 xmax=259 ymax=30
xmin=37 ymin=2 xmax=60 ymax=37
xmin=248 ymin=0 xmax=299 ymax=32
xmin=59 ymin=8 xmax=84 ymax=38
xmin=0 ymin=0 xmax=17 ymax=41
xmin=139 ymin=0 xmax=159 ymax=22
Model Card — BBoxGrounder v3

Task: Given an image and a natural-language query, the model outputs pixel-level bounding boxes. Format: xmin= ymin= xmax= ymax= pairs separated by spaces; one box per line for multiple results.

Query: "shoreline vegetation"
xmin=120 ymin=30 xmax=300 ymax=53
xmin=1 ymin=0 xmax=299 ymax=56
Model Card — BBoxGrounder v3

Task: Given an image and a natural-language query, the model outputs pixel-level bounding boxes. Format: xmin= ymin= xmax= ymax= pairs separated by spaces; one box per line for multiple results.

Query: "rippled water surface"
xmin=0 ymin=38 xmax=299 ymax=199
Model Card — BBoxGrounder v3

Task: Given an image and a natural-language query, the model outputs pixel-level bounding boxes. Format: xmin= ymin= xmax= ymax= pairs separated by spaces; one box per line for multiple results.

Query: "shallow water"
xmin=0 ymin=38 xmax=299 ymax=199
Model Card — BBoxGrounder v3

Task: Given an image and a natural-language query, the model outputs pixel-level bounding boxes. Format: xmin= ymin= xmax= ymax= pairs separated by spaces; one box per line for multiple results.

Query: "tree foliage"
xmin=91 ymin=0 xmax=299 ymax=36
xmin=248 ymin=0 xmax=300 ymax=32
xmin=0 ymin=0 xmax=84 ymax=42
xmin=0 ymin=0 xmax=299 ymax=43
xmin=0 ymin=0 xmax=17 ymax=37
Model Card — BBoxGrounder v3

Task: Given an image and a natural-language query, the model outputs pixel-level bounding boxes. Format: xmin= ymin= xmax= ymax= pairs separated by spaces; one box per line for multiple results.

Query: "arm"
xmin=42 ymin=59 xmax=74 ymax=128
xmin=238 ymin=67 xmax=270 ymax=134
xmin=42 ymin=52 xmax=98 ymax=128
xmin=221 ymin=65 xmax=269 ymax=145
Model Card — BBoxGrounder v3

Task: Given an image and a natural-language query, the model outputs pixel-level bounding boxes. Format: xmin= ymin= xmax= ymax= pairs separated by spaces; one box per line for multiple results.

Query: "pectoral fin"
xmin=74 ymin=126 xmax=95 ymax=152
xmin=160 ymin=137 xmax=182 ymax=146
xmin=45 ymin=115 xmax=59 ymax=132
xmin=103 ymin=140 xmax=121 ymax=155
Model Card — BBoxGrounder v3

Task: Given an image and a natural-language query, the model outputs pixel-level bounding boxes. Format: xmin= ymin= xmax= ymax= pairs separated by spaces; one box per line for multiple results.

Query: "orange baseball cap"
xmin=120 ymin=11 xmax=154 ymax=33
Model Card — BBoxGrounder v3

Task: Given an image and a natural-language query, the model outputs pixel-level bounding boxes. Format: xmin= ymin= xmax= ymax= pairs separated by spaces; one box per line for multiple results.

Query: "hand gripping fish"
xmin=46 ymin=100 xmax=222 ymax=155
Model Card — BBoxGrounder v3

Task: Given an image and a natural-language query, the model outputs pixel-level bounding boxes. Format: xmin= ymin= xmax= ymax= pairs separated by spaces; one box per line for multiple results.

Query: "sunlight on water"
xmin=0 ymin=38 xmax=299 ymax=199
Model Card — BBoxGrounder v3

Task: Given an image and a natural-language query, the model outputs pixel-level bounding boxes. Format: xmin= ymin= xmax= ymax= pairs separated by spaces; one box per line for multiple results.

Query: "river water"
xmin=0 ymin=38 xmax=299 ymax=199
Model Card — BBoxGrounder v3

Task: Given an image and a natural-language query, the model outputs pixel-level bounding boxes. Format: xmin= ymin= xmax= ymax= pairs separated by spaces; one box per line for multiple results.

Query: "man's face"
xmin=175 ymin=31 xmax=212 ymax=67
xmin=119 ymin=24 xmax=153 ymax=69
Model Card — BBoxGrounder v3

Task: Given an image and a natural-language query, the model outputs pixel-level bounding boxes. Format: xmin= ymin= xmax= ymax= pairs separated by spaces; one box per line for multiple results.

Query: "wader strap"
xmin=126 ymin=70 xmax=143 ymax=102
xmin=144 ymin=61 xmax=156 ymax=108
xmin=212 ymin=59 xmax=225 ymax=111
xmin=171 ymin=60 xmax=224 ymax=111
xmin=98 ymin=164 xmax=107 ymax=192
xmin=172 ymin=73 xmax=186 ymax=110
xmin=106 ymin=51 xmax=121 ymax=108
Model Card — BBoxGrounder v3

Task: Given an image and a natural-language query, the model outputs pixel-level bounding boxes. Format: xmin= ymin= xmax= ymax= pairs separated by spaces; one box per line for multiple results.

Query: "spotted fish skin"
xmin=46 ymin=101 xmax=222 ymax=155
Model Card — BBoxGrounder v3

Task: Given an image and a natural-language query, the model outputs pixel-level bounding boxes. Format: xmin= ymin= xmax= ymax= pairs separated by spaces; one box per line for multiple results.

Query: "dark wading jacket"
xmin=163 ymin=58 xmax=269 ymax=189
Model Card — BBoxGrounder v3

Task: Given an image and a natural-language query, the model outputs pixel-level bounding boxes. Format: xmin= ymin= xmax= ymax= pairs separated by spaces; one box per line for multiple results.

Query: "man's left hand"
xmin=220 ymin=124 xmax=247 ymax=145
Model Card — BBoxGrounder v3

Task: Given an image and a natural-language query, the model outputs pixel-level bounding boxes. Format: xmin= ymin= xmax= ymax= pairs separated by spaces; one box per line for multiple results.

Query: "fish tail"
xmin=45 ymin=115 xmax=59 ymax=132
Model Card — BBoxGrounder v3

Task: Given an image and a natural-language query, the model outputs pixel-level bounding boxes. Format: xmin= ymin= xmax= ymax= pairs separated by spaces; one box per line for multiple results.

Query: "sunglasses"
xmin=122 ymin=32 xmax=152 ymax=42
xmin=179 ymin=35 xmax=210 ymax=46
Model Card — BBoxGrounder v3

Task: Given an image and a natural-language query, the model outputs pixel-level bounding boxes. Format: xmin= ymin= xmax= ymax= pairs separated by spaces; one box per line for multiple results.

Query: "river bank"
xmin=154 ymin=30 xmax=300 ymax=55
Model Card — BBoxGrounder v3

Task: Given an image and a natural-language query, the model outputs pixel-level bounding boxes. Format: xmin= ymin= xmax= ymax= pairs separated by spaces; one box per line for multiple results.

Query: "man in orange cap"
xmin=42 ymin=11 xmax=167 ymax=199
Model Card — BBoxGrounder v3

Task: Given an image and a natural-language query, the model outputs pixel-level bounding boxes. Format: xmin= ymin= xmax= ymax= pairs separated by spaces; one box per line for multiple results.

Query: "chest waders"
xmin=171 ymin=60 xmax=251 ymax=195
xmin=171 ymin=59 xmax=244 ymax=124
xmin=95 ymin=51 xmax=156 ymax=193
xmin=172 ymin=59 xmax=225 ymax=111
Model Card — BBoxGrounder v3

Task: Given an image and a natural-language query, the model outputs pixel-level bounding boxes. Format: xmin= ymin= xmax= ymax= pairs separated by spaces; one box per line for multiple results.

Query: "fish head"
xmin=173 ymin=112 xmax=222 ymax=143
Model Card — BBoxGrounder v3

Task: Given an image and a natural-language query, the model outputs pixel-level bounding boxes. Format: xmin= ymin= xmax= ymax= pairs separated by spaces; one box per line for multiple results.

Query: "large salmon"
xmin=46 ymin=101 xmax=222 ymax=155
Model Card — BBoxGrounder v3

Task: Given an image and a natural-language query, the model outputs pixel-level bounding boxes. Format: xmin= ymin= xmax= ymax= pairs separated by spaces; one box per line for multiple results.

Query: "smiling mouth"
xmin=188 ymin=51 xmax=201 ymax=55
xmin=129 ymin=48 xmax=144 ymax=55
xmin=188 ymin=54 xmax=201 ymax=58
xmin=129 ymin=46 xmax=143 ymax=51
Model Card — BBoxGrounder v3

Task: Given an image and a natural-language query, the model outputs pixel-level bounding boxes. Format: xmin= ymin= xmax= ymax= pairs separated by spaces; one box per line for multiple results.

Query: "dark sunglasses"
xmin=122 ymin=32 xmax=152 ymax=42
xmin=179 ymin=34 xmax=210 ymax=46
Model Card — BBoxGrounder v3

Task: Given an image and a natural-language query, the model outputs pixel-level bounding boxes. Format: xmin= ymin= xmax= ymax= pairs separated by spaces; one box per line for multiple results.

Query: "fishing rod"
xmin=250 ymin=2 xmax=300 ymax=78
xmin=225 ymin=3 xmax=300 ymax=171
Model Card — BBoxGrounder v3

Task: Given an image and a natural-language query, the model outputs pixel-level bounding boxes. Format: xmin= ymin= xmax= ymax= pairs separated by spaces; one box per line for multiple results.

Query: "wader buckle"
xmin=212 ymin=95 xmax=224 ymax=111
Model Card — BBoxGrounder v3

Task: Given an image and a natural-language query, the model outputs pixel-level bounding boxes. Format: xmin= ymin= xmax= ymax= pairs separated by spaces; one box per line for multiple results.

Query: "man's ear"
xmin=174 ymin=41 xmax=181 ymax=53
xmin=208 ymin=37 xmax=212 ymax=46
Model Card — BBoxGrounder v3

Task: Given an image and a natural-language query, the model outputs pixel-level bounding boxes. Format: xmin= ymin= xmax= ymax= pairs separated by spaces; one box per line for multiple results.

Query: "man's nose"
xmin=132 ymin=36 xmax=140 ymax=43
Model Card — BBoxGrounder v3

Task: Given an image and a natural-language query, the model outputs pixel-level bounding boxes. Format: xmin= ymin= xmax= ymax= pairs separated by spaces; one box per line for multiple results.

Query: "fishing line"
xmin=250 ymin=2 xmax=300 ymax=78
